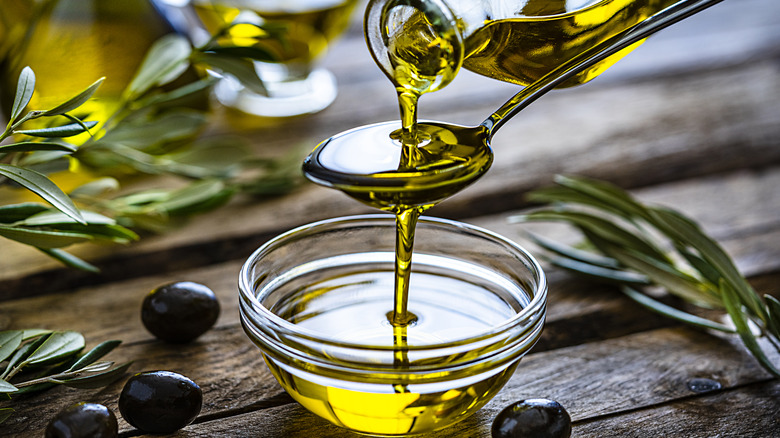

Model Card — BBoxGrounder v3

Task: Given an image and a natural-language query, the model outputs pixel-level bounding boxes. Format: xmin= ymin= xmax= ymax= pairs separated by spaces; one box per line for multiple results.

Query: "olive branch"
xmin=512 ymin=175 xmax=780 ymax=377
xmin=0 ymin=330 xmax=131 ymax=425
xmin=0 ymin=23 xmax=302 ymax=272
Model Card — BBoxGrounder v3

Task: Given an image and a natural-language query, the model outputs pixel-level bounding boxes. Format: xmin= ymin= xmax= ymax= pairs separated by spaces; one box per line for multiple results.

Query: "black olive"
xmin=141 ymin=281 xmax=220 ymax=343
xmin=45 ymin=402 xmax=118 ymax=438
xmin=492 ymin=398 xmax=572 ymax=438
xmin=118 ymin=370 xmax=202 ymax=434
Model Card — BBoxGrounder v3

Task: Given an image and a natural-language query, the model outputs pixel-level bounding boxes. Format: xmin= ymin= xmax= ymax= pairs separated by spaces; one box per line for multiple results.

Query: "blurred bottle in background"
xmin=189 ymin=0 xmax=359 ymax=118
xmin=0 ymin=0 xmax=206 ymax=130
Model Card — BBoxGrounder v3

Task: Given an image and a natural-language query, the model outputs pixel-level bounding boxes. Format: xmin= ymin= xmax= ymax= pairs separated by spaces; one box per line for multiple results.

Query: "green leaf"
xmin=126 ymin=34 xmax=192 ymax=99
xmin=1 ymin=333 xmax=50 ymax=379
xmin=22 ymin=329 xmax=52 ymax=340
xmin=0 ymin=331 xmax=23 ymax=363
xmin=26 ymin=331 xmax=84 ymax=367
xmin=97 ymin=110 xmax=206 ymax=148
xmin=721 ymin=279 xmax=780 ymax=377
xmin=0 ymin=225 xmax=93 ymax=248
xmin=10 ymin=66 xmax=35 ymax=123
xmin=43 ymin=77 xmax=105 ymax=116
xmin=620 ymin=286 xmax=734 ymax=333
xmin=518 ymin=210 xmax=669 ymax=263
xmin=0 ymin=379 xmax=18 ymax=394
xmin=0 ymin=141 xmax=77 ymax=153
xmin=607 ymin=245 xmax=721 ymax=308
xmin=0 ymin=407 xmax=13 ymax=425
xmin=39 ymin=248 xmax=99 ymax=273
xmin=0 ymin=203 xmax=49 ymax=223
xmin=158 ymin=179 xmax=235 ymax=216
xmin=765 ymin=295 xmax=780 ymax=339
xmin=132 ymin=77 xmax=215 ymax=109
xmin=68 ymin=340 xmax=121 ymax=371
xmin=69 ymin=177 xmax=120 ymax=198
xmin=0 ymin=164 xmax=84 ymax=223
xmin=521 ymin=229 xmax=622 ymax=269
xmin=59 ymin=361 xmax=132 ymax=389
xmin=649 ymin=207 xmax=766 ymax=320
xmin=554 ymin=174 xmax=652 ymax=221
xmin=14 ymin=120 xmax=98 ymax=138
xmin=546 ymin=254 xmax=650 ymax=285
xmin=16 ymin=210 xmax=115 ymax=226
xmin=195 ymin=52 xmax=267 ymax=95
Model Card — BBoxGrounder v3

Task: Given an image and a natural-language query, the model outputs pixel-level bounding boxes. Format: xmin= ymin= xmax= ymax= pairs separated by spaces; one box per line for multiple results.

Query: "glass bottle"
xmin=365 ymin=0 xmax=680 ymax=93
xmin=0 ymin=0 xmax=201 ymax=126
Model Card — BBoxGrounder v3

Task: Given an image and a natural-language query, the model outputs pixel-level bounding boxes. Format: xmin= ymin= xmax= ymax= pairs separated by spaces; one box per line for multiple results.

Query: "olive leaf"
xmin=39 ymin=248 xmax=99 ymax=273
xmin=721 ymin=279 xmax=780 ymax=377
xmin=516 ymin=175 xmax=780 ymax=377
xmin=66 ymin=340 xmax=121 ymax=372
xmin=0 ymin=330 xmax=129 ymax=425
xmin=0 ymin=380 xmax=18 ymax=394
xmin=0 ymin=225 xmax=93 ymax=248
xmin=0 ymin=164 xmax=84 ymax=224
xmin=14 ymin=120 xmax=98 ymax=138
xmin=24 ymin=331 xmax=84 ymax=367
xmin=1 ymin=333 xmax=50 ymax=380
xmin=42 ymin=77 xmax=105 ymax=116
xmin=195 ymin=52 xmax=268 ymax=95
xmin=126 ymin=34 xmax=192 ymax=99
xmin=58 ymin=361 xmax=133 ymax=389
xmin=621 ymin=286 xmax=733 ymax=333
xmin=765 ymin=295 xmax=780 ymax=339
xmin=9 ymin=66 xmax=35 ymax=124
xmin=0 ymin=141 xmax=77 ymax=153
xmin=0 ymin=332 xmax=24 ymax=364
xmin=0 ymin=203 xmax=50 ymax=223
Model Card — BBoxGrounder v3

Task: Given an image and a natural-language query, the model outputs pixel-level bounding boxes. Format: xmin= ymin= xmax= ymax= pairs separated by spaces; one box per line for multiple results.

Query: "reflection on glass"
xmin=191 ymin=0 xmax=359 ymax=117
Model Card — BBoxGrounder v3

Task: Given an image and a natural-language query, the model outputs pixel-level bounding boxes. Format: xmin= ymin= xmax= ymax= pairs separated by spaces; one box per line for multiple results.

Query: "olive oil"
xmin=261 ymin=258 xmax=528 ymax=435
xmin=461 ymin=0 xmax=679 ymax=86
xmin=192 ymin=0 xmax=358 ymax=71
xmin=0 ymin=0 xmax=195 ymax=128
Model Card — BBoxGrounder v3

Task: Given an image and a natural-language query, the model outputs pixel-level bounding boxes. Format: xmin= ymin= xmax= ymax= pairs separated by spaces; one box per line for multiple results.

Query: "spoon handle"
xmin=481 ymin=0 xmax=726 ymax=136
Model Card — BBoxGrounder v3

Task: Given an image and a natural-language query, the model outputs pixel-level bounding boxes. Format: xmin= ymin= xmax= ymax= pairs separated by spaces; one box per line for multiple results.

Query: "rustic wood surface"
xmin=1 ymin=0 xmax=779 ymax=436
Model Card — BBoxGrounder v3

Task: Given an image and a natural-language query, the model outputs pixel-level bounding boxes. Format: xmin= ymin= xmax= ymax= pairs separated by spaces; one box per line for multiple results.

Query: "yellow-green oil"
xmin=259 ymin=267 xmax=525 ymax=435
xmin=0 ymin=0 xmax=200 ymax=128
xmin=298 ymin=0 xmax=678 ymax=433
xmin=192 ymin=0 xmax=358 ymax=69
xmin=462 ymin=0 xmax=679 ymax=86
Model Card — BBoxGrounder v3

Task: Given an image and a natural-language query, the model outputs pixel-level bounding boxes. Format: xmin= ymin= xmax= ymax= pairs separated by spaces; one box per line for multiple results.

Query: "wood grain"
xmin=1 ymin=0 xmax=778 ymax=292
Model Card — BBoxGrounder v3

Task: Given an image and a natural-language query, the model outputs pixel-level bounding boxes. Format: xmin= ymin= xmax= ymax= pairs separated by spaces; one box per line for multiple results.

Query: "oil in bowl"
xmin=239 ymin=215 xmax=547 ymax=436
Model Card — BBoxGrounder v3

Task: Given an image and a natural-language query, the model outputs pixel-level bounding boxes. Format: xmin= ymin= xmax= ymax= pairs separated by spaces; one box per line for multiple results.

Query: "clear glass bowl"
xmin=239 ymin=214 xmax=547 ymax=436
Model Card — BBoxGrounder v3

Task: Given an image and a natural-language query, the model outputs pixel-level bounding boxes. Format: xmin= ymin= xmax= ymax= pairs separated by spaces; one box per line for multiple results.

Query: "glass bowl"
xmin=239 ymin=214 xmax=547 ymax=436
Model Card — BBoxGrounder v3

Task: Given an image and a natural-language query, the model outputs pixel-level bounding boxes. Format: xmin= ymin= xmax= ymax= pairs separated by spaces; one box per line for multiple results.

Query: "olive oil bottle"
xmin=461 ymin=0 xmax=680 ymax=86
xmin=0 ymin=0 xmax=201 ymax=129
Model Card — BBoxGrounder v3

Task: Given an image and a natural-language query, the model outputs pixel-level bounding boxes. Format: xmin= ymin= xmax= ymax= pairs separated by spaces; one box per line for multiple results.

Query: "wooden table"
xmin=2 ymin=0 xmax=779 ymax=436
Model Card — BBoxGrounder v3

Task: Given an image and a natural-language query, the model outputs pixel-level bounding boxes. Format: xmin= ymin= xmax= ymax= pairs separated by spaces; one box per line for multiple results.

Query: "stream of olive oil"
xmin=297 ymin=1 xmax=671 ymax=433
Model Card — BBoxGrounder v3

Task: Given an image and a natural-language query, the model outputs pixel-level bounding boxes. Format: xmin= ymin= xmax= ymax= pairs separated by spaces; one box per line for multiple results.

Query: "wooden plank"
xmin=2 ymin=11 xmax=779 ymax=286
xmin=2 ymin=167 xmax=778 ymax=336
xmin=119 ymin=326 xmax=779 ymax=437
xmin=573 ymin=380 xmax=780 ymax=437
xmin=2 ymin=223 xmax=778 ymax=435
xmin=1 ymin=59 xmax=778 ymax=292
